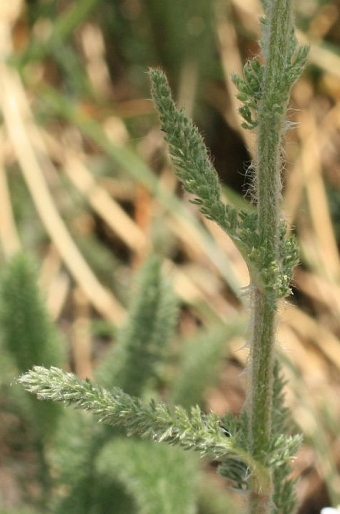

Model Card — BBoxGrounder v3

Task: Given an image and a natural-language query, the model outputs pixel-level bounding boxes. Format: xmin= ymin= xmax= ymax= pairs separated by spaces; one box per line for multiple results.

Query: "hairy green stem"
xmin=257 ymin=0 xmax=294 ymax=236
xmin=247 ymin=0 xmax=296 ymax=512
xmin=248 ymin=290 xmax=276 ymax=511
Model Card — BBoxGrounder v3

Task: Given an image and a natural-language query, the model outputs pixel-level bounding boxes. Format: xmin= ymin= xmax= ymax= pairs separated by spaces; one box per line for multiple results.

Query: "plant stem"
xmin=248 ymin=290 xmax=276 ymax=512
xmin=247 ymin=0 xmax=296 ymax=512
xmin=257 ymin=0 xmax=293 ymax=236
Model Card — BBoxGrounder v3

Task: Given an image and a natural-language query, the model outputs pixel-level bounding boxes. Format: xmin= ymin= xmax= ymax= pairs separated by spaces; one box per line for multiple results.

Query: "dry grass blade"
xmin=296 ymin=110 xmax=340 ymax=281
xmin=0 ymin=63 xmax=125 ymax=323
xmin=63 ymin=152 xmax=150 ymax=257
xmin=0 ymin=131 xmax=21 ymax=257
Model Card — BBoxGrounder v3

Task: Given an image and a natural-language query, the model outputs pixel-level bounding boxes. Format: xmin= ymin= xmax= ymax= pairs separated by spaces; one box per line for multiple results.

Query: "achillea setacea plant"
xmin=18 ymin=0 xmax=308 ymax=512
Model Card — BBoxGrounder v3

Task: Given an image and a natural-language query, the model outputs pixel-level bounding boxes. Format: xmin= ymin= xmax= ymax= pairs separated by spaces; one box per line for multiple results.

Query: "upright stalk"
xmin=247 ymin=1 xmax=298 ymax=512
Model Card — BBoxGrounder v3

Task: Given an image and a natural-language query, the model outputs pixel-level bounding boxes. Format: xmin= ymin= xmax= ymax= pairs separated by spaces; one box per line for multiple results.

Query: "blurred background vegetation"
xmin=1 ymin=0 xmax=340 ymax=512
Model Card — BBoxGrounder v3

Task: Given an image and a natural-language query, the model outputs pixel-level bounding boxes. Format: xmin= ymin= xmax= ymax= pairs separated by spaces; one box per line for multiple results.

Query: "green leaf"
xmin=96 ymin=438 xmax=197 ymax=514
xmin=0 ymin=253 xmax=64 ymax=438
xmin=18 ymin=366 xmax=232 ymax=458
xmin=170 ymin=320 xmax=245 ymax=408
xmin=95 ymin=255 xmax=178 ymax=395
xmin=0 ymin=253 xmax=63 ymax=372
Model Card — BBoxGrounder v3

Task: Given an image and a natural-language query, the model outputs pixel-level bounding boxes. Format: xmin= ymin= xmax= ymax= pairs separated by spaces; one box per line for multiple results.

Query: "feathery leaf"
xmin=95 ymin=255 xmax=178 ymax=395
